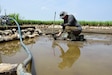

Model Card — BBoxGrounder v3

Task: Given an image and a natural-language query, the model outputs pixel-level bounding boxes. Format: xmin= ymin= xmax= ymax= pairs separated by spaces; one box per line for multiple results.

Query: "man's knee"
xmin=72 ymin=30 xmax=81 ymax=36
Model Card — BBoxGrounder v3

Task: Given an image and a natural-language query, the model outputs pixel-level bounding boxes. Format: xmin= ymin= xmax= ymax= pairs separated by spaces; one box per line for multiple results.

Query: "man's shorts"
xmin=65 ymin=26 xmax=82 ymax=36
xmin=65 ymin=26 xmax=77 ymax=32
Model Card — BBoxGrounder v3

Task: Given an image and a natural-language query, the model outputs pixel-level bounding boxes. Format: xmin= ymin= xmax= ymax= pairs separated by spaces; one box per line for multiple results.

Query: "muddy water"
xmin=0 ymin=33 xmax=112 ymax=75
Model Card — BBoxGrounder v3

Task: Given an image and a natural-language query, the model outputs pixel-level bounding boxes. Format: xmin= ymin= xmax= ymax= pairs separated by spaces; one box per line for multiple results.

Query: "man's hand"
xmin=56 ymin=31 xmax=62 ymax=37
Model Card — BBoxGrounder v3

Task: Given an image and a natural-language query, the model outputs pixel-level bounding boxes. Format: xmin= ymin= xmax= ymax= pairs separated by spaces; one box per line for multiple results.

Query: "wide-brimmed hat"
xmin=60 ymin=11 xmax=67 ymax=19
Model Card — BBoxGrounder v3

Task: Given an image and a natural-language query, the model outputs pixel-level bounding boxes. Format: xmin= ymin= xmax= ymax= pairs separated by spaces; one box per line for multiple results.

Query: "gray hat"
xmin=60 ymin=11 xmax=67 ymax=19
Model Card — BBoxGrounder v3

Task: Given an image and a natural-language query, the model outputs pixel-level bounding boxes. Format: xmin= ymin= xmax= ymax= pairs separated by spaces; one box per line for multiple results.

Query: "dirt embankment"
xmin=34 ymin=25 xmax=112 ymax=34
xmin=0 ymin=25 xmax=112 ymax=34
xmin=82 ymin=26 xmax=112 ymax=34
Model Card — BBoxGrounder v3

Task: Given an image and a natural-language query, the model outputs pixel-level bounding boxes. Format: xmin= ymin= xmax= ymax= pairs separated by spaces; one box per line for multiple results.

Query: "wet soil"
xmin=0 ymin=25 xmax=112 ymax=75
xmin=0 ymin=33 xmax=112 ymax=75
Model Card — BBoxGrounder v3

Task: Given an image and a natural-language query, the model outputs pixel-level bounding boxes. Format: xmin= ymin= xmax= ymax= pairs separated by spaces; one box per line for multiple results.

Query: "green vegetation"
xmin=3 ymin=13 xmax=112 ymax=26
xmin=16 ymin=20 xmax=112 ymax=26
xmin=79 ymin=21 xmax=112 ymax=26
xmin=19 ymin=20 xmax=63 ymax=25
xmin=7 ymin=13 xmax=63 ymax=25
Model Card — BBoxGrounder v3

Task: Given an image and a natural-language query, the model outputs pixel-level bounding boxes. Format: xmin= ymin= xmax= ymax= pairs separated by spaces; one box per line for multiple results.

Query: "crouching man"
xmin=56 ymin=11 xmax=84 ymax=41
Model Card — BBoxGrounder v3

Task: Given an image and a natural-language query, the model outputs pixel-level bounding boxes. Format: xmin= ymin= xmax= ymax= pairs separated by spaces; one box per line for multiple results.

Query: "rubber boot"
xmin=69 ymin=33 xmax=76 ymax=41
xmin=79 ymin=35 xmax=85 ymax=41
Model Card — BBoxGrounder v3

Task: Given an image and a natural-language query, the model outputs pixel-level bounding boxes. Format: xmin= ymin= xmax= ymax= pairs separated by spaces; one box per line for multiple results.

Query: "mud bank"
xmin=1 ymin=25 xmax=112 ymax=34
xmin=0 ymin=27 xmax=42 ymax=42
xmin=82 ymin=26 xmax=112 ymax=34
xmin=0 ymin=25 xmax=112 ymax=42
xmin=34 ymin=25 xmax=112 ymax=34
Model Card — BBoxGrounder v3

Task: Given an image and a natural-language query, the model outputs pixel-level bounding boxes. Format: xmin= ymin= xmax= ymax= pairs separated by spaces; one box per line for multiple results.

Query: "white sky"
xmin=0 ymin=0 xmax=112 ymax=21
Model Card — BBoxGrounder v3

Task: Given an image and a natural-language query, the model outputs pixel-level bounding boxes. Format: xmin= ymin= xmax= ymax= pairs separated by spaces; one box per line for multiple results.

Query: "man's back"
xmin=64 ymin=15 xmax=82 ymax=30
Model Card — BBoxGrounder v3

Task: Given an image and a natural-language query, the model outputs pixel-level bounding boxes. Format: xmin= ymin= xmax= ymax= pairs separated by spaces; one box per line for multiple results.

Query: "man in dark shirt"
xmin=57 ymin=11 xmax=82 ymax=40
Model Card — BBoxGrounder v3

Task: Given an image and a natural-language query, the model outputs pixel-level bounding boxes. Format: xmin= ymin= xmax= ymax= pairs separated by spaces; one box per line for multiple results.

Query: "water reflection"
xmin=0 ymin=37 xmax=37 ymax=63
xmin=52 ymin=41 xmax=80 ymax=69
xmin=0 ymin=41 xmax=21 ymax=56
xmin=0 ymin=37 xmax=37 ymax=56
xmin=23 ymin=37 xmax=37 ymax=45
xmin=0 ymin=55 xmax=2 ymax=63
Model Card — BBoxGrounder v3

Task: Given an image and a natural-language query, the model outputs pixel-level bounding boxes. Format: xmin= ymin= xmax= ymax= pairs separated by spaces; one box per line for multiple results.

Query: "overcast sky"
xmin=0 ymin=0 xmax=112 ymax=21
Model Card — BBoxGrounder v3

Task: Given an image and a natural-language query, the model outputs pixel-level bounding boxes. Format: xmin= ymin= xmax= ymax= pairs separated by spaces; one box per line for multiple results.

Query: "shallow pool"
xmin=0 ymin=33 xmax=112 ymax=75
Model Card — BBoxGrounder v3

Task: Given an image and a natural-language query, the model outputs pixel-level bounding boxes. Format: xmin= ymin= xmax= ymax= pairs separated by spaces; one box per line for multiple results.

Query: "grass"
xmin=1 ymin=13 xmax=112 ymax=26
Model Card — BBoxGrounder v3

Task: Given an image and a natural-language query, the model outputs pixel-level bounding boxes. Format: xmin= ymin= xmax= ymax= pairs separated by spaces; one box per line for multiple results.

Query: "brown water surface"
xmin=0 ymin=33 xmax=112 ymax=75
